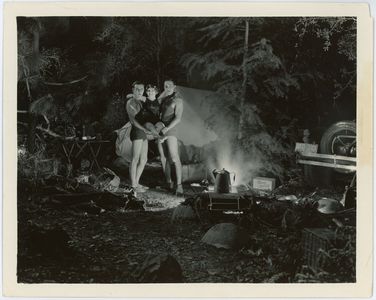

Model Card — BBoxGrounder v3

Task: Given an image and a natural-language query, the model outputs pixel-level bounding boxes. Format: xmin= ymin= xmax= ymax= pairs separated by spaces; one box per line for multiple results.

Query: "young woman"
xmin=136 ymin=84 xmax=166 ymax=140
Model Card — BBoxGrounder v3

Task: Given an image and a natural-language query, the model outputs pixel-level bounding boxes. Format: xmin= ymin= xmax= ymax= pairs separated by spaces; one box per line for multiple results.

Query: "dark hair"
xmin=132 ymin=81 xmax=144 ymax=88
xmin=164 ymin=78 xmax=175 ymax=85
xmin=146 ymin=84 xmax=159 ymax=93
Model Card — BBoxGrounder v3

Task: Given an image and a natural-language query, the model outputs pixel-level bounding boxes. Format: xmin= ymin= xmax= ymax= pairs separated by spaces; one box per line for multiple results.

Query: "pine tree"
xmin=182 ymin=17 xmax=298 ymax=180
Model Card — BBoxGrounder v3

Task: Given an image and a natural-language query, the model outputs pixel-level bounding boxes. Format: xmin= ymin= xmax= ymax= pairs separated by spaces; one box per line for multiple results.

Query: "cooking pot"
xmin=213 ymin=168 xmax=236 ymax=193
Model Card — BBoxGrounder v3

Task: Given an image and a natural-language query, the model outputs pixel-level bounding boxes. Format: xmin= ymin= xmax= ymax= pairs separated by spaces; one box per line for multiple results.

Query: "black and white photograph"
xmin=3 ymin=2 xmax=373 ymax=298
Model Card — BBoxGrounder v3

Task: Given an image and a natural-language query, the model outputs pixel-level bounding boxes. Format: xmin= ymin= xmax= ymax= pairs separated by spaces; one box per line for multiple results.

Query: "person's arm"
xmin=162 ymin=97 xmax=183 ymax=133
xmin=126 ymin=100 xmax=150 ymax=133
xmin=157 ymin=90 xmax=167 ymax=104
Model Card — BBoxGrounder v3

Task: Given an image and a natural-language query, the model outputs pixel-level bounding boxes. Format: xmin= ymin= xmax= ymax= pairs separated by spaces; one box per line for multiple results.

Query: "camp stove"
xmin=193 ymin=190 xmax=252 ymax=211
xmin=208 ymin=192 xmax=247 ymax=210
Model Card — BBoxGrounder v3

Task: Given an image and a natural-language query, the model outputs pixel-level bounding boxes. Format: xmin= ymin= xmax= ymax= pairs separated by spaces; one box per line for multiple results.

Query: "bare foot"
xmin=175 ymin=184 xmax=184 ymax=196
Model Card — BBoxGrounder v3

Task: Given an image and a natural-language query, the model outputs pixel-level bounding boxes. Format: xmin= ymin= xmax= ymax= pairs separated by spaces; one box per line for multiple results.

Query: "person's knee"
xmin=144 ymin=122 xmax=153 ymax=130
xmin=131 ymin=152 xmax=141 ymax=164
xmin=170 ymin=154 xmax=181 ymax=164
xmin=131 ymin=156 xmax=140 ymax=165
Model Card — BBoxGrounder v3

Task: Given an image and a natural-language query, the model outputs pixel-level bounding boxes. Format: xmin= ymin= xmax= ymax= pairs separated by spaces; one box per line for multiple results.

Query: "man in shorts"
xmin=158 ymin=79 xmax=184 ymax=195
xmin=126 ymin=81 xmax=151 ymax=193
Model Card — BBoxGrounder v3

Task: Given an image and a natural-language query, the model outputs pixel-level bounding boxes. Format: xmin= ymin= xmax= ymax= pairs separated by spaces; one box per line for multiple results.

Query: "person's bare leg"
xmin=155 ymin=122 xmax=165 ymax=134
xmin=130 ymin=139 xmax=143 ymax=188
xmin=158 ymin=141 xmax=167 ymax=173
xmin=158 ymin=141 xmax=172 ymax=189
xmin=136 ymin=139 xmax=148 ymax=185
xmin=165 ymin=161 xmax=173 ymax=188
xmin=166 ymin=136 xmax=183 ymax=194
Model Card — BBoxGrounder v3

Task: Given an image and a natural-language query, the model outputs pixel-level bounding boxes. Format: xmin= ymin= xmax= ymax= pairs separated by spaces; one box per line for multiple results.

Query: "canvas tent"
xmin=116 ymin=86 xmax=218 ymax=163
xmin=173 ymin=86 xmax=218 ymax=147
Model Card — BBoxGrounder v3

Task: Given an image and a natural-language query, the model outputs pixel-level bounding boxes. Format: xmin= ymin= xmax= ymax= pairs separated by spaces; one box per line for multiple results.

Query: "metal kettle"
xmin=212 ymin=168 xmax=235 ymax=193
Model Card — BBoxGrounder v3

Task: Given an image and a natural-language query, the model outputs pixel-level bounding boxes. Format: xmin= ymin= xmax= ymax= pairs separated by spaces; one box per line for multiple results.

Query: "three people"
xmin=125 ymin=79 xmax=184 ymax=195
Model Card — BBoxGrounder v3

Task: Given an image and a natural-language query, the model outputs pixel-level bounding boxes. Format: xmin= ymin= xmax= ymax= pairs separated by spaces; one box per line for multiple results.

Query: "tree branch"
xmin=334 ymin=73 xmax=356 ymax=100
xmin=43 ymin=75 xmax=88 ymax=86
xmin=18 ymin=121 xmax=75 ymax=140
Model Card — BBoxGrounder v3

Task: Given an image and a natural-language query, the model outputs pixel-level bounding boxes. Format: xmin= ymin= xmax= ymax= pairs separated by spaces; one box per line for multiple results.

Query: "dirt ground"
xmin=17 ymin=186 xmax=304 ymax=283
xmin=17 ymin=164 xmax=355 ymax=283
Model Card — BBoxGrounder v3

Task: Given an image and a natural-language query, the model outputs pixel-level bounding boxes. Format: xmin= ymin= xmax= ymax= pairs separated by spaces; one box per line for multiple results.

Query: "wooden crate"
xmin=252 ymin=177 xmax=276 ymax=191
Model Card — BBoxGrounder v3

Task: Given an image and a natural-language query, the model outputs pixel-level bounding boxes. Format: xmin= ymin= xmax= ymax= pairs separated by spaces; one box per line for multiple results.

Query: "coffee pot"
xmin=212 ymin=168 xmax=236 ymax=193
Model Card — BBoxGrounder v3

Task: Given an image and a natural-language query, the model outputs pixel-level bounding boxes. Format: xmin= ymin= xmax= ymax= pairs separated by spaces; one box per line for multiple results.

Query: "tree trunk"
xmin=156 ymin=19 xmax=162 ymax=87
xmin=29 ymin=18 xmax=41 ymax=74
xmin=22 ymin=60 xmax=37 ymax=153
xmin=27 ymin=19 xmax=41 ymax=153
xmin=27 ymin=113 xmax=37 ymax=153
xmin=237 ymin=19 xmax=249 ymax=140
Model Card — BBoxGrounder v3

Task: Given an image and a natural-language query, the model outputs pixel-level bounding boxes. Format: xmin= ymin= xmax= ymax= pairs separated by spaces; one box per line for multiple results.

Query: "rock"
xmin=171 ymin=204 xmax=196 ymax=223
xmin=201 ymin=223 xmax=249 ymax=250
xmin=133 ymin=254 xmax=183 ymax=283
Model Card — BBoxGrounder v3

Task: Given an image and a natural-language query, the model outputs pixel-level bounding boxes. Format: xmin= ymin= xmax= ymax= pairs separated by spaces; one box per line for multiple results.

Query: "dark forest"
xmin=17 ymin=16 xmax=356 ymax=284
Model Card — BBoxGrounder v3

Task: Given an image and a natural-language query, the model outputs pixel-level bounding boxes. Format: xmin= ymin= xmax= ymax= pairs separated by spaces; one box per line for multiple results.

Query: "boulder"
xmin=201 ymin=223 xmax=249 ymax=250
xmin=171 ymin=204 xmax=196 ymax=223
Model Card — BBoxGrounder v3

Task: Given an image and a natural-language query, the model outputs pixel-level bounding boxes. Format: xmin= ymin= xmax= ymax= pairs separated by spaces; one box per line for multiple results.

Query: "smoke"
xmin=199 ymin=93 xmax=291 ymax=185
xmin=205 ymin=139 xmax=262 ymax=186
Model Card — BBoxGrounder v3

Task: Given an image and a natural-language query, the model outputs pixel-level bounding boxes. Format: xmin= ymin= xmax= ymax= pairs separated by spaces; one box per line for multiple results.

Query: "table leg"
xmin=61 ymin=143 xmax=75 ymax=177
xmin=75 ymin=142 xmax=88 ymax=158
xmin=68 ymin=143 xmax=75 ymax=158
xmin=89 ymin=143 xmax=102 ymax=170
xmin=61 ymin=143 xmax=75 ymax=165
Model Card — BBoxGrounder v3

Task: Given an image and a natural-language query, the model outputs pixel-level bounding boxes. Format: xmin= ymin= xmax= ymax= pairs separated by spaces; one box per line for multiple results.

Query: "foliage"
xmin=100 ymin=93 xmax=128 ymax=132
xmin=182 ymin=18 xmax=298 ymax=98
xmin=17 ymin=142 xmax=47 ymax=181
xmin=293 ymin=17 xmax=356 ymax=115
xmin=94 ymin=17 xmax=188 ymax=90
xmin=93 ymin=19 xmax=135 ymax=86
xmin=295 ymin=17 xmax=356 ymax=58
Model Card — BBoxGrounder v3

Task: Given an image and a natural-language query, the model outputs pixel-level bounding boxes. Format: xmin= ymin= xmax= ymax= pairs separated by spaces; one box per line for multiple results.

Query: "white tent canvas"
xmin=174 ymin=85 xmax=218 ymax=147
